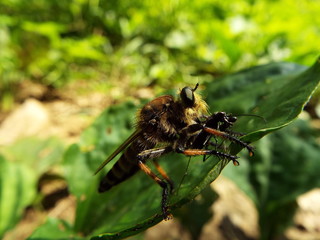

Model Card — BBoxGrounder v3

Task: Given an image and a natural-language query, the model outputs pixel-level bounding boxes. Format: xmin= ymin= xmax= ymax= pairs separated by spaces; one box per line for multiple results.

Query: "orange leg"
xmin=204 ymin=127 xmax=254 ymax=156
xmin=153 ymin=160 xmax=174 ymax=192
xmin=138 ymin=161 xmax=173 ymax=220
xmin=179 ymin=148 xmax=240 ymax=166
xmin=138 ymin=145 xmax=240 ymax=165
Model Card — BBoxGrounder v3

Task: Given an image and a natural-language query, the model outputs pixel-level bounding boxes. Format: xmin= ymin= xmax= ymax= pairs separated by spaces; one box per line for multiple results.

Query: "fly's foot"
xmin=163 ymin=210 xmax=173 ymax=221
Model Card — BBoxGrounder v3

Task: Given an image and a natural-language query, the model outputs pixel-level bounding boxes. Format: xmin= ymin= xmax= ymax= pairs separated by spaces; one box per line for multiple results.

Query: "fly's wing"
xmin=94 ymin=129 xmax=142 ymax=175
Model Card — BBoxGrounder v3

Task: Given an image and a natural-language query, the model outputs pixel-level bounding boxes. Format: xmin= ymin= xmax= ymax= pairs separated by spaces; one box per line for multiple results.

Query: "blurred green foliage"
xmin=0 ymin=137 xmax=65 ymax=238
xmin=1 ymin=0 xmax=319 ymax=109
xmin=0 ymin=154 xmax=37 ymax=237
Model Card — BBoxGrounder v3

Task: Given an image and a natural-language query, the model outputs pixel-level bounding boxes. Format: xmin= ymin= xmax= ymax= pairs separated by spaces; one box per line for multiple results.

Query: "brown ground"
xmin=1 ymin=81 xmax=320 ymax=240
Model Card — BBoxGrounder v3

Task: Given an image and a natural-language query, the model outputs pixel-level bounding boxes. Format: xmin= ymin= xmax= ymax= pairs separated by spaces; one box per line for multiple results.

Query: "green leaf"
xmin=223 ymin=119 xmax=320 ymax=239
xmin=27 ymin=218 xmax=84 ymax=240
xmin=174 ymin=185 xmax=218 ymax=240
xmin=0 ymin=155 xmax=37 ymax=238
xmin=205 ymin=60 xmax=319 ymax=142
xmin=29 ymin=58 xmax=320 ymax=239
xmin=0 ymin=137 xmax=64 ymax=238
xmin=0 ymin=137 xmax=65 ymax=174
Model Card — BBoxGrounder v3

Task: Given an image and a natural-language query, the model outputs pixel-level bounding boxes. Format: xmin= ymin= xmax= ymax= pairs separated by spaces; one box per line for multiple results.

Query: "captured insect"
xmin=94 ymin=84 xmax=254 ymax=220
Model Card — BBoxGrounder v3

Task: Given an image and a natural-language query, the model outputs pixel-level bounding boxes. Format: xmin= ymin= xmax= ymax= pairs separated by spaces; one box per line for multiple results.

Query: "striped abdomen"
xmin=98 ymin=138 xmax=155 ymax=193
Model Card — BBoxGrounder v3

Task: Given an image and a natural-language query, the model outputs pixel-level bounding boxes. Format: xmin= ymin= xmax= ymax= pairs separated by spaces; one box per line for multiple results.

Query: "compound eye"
xmin=180 ymin=87 xmax=195 ymax=107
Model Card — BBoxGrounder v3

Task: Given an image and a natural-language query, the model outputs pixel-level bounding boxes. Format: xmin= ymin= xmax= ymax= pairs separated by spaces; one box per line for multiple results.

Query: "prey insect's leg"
xmin=138 ymin=161 xmax=173 ymax=220
xmin=153 ymin=160 xmax=174 ymax=192
xmin=177 ymin=148 xmax=240 ymax=166
xmin=203 ymin=127 xmax=254 ymax=156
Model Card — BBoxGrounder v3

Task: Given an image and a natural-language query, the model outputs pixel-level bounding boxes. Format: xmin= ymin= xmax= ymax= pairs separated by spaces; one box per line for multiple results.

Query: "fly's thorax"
xmin=137 ymin=95 xmax=174 ymax=128
xmin=136 ymin=89 xmax=208 ymax=143
xmin=137 ymin=94 xmax=177 ymax=142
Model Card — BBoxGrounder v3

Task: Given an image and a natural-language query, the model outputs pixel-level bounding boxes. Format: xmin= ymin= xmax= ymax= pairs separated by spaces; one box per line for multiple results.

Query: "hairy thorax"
xmin=137 ymin=93 xmax=208 ymax=145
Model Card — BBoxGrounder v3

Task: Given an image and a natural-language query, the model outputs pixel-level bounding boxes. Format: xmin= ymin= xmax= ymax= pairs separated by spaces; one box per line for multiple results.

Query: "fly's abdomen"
xmin=98 ymin=145 xmax=138 ymax=192
xmin=98 ymin=140 xmax=154 ymax=193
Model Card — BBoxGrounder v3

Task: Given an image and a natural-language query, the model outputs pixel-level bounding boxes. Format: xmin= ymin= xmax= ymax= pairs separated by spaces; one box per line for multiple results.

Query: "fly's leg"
xmin=203 ymin=127 xmax=254 ymax=156
xmin=138 ymin=161 xmax=173 ymax=220
xmin=137 ymin=146 xmax=173 ymax=161
xmin=180 ymin=121 xmax=254 ymax=157
xmin=136 ymin=129 xmax=249 ymax=164
xmin=137 ymin=146 xmax=175 ymax=190
xmin=137 ymin=147 xmax=174 ymax=209
xmin=137 ymin=146 xmax=175 ymax=191
xmin=153 ymin=160 xmax=174 ymax=192
xmin=176 ymin=148 xmax=240 ymax=166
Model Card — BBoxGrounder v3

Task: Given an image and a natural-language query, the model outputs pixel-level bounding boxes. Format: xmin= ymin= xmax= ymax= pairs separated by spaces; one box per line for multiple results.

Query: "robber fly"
xmin=94 ymin=84 xmax=253 ymax=220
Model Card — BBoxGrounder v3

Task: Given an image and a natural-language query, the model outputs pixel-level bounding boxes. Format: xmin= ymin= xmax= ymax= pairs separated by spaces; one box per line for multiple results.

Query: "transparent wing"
xmin=94 ymin=129 xmax=142 ymax=175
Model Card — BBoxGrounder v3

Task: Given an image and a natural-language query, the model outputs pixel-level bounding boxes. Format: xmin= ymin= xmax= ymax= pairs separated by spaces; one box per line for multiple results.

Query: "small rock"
xmin=0 ymin=99 xmax=50 ymax=145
